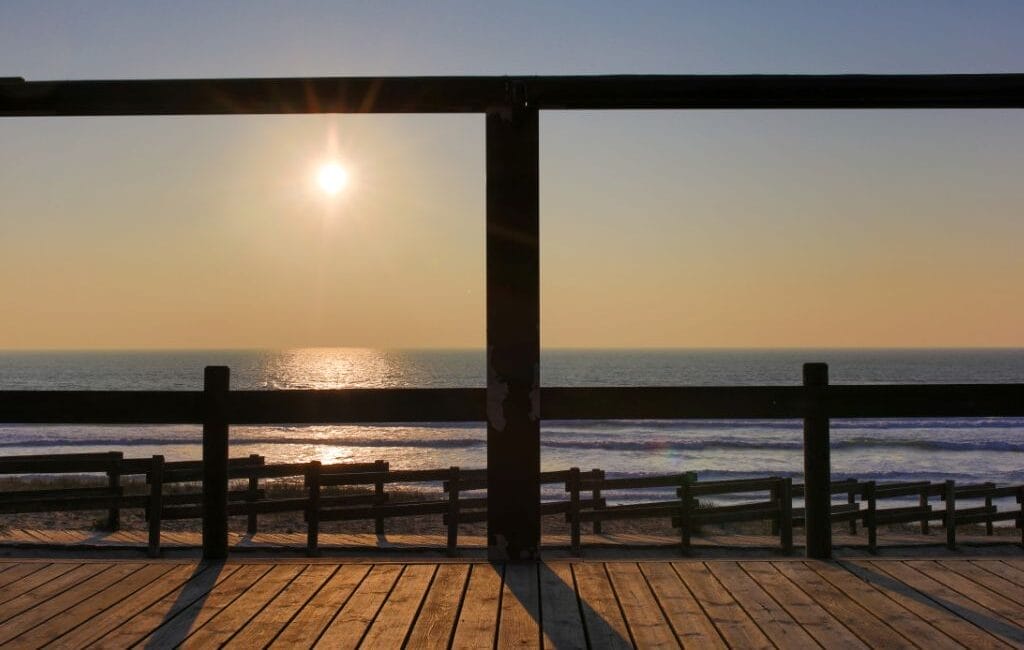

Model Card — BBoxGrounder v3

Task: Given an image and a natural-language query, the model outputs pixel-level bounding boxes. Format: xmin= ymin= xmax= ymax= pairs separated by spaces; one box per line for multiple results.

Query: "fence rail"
xmin=2 ymin=364 xmax=1024 ymax=559
xmin=3 ymin=384 xmax=1024 ymax=424
xmin=2 ymin=452 xmax=1021 ymax=558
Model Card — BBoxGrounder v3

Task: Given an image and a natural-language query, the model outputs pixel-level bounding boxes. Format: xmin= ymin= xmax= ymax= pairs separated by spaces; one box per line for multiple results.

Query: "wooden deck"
xmin=0 ymin=527 xmax=1019 ymax=555
xmin=1 ymin=556 xmax=1024 ymax=648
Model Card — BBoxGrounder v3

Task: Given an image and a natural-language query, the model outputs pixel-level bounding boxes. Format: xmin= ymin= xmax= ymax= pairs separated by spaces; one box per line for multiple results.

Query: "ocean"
xmin=1 ymin=348 xmax=1022 ymax=503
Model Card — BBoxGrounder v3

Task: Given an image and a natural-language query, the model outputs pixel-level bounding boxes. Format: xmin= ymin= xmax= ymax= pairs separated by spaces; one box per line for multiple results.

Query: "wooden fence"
xmin=3 ymin=363 xmax=1024 ymax=558
xmin=2 ymin=451 xmax=1021 ymax=557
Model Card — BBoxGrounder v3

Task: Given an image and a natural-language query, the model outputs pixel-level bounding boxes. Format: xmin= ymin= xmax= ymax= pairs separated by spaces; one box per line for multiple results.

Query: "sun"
xmin=316 ymin=162 xmax=348 ymax=195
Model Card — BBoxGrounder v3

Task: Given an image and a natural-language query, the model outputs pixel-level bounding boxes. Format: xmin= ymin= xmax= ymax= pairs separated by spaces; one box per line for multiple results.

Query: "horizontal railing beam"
xmin=0 ymin=391 xmax=203 ymax=423
xmin=2 ymin=74 xmax=1023 ymax=117
xmin=1 ymin=383 xmax=1023 ymax=424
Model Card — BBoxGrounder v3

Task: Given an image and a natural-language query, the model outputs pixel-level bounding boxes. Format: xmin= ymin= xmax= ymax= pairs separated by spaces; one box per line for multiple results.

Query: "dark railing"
xmin=2 ymin=363 xmax=1023 ymax=559
xmin=4 ymin=72 xmax=1023 ymax=559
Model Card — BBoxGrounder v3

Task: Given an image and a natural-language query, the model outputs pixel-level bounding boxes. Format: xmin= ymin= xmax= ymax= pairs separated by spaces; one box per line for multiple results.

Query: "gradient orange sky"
xmin=2 ymin=3 xmax=1023 ymax=349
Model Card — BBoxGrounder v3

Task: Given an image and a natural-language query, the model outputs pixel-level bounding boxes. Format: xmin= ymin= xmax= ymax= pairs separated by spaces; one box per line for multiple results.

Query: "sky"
xmin=1 ymin=1 xmax=1023 ymax=349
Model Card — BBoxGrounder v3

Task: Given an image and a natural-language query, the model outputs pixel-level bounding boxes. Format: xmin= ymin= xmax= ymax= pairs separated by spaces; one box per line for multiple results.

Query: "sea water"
xmin=1 ymin=348 xmax=1022 ymax=504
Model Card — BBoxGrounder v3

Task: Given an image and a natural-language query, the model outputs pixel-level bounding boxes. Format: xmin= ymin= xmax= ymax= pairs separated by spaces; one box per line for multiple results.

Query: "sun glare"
xmin=317 ymin=162 xmax=348 ymax=195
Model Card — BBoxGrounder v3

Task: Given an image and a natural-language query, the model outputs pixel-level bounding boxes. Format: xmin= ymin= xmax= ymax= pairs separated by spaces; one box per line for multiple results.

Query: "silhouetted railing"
xmin=2 ymin=363 xmax=1023 ymax=558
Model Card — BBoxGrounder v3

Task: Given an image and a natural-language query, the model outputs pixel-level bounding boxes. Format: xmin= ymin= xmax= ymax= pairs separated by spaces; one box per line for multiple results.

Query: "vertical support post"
xmin=849 ymin=487 xmax=859 ymax=535
xmin=592 ymin=468 xmax=604 ymax=535
xmin=865 ymin=481 xmax=877 ymax=554
xmin=247 ymin=453 xmax=261 ymax=535
xmin=447 ymin=466 xmax=460 ymax=556
xmin=985 ymin=492 xmax=994 ymax=536
xmin=306 ymin=461 xmax=321 ymax=557
xmin=945 ymin=479 xmax=956 ymax=550
xmin=770 ymin=483 xmax=780 ymax=535
xmin=106 ymin=451 xmax=122 ymax=531
xmin=780 ymin=477 xmax=793 ymax=555
xmin=148 ymin=454 xmax=164 ymax=558
xmin=485 ymin=88 xmax=540 ymax=561
xmin=1018 ymin=487 xmax=1023 ymax=548
xmin=919 ymin=487 xmax=929 ymax=535
xmin=374 ymin=459 xmax=387 ymax=536
xmin=568 ymin=467 xmax=581 ymax=556
xmin=203 ymin=365 xmax=229 ymax=560
xmin=678 ymin=480 xmax=692 ymax=554
xmin=803 ymin=362 xmax=832 ymax=559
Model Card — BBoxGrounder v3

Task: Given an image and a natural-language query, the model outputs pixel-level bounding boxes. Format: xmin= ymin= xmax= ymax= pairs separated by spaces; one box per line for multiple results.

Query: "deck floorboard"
xmin=0 ymin=555 xmax=1019 ymax=648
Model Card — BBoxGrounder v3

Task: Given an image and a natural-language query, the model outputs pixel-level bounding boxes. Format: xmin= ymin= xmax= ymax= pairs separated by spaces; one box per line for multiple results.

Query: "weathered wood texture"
xmin=0 ymin=558 xmax=1021 ymax=647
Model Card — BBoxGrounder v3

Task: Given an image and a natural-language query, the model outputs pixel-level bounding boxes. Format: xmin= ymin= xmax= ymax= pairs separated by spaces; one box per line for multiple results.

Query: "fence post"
xmin=770 ymin=483 xmax=780 ymax=536
xmin=148 ymin=455 xmax=164 ymax=558
xmin=678 ymin=479 xmax=692 ymax=554
xmin=985 ymin=488 xmax=994 ymax=536
xmin=447 ymin=466 xmax=460 ymax=556
xmin=945 ymin=479 xmax=956 ymax=550
xmin=592 ymin=468 xmax=604 ymax=535
xmin=247 ymin=453 xmax=261 ymax=535
xmin=864 ymin=481 xmax=877 ymax=554
xmin=1018 ymin=487 xmax=1023 ymax=548
xmin=568 ymin=468 xmax=581 ymax=556
xmin=307 ymin=461 xmax=321 ymax=556
xmin=374 ymin=459 xmax=387 ymax=536
xmin=849 ymin=487 xmax=858 ymax=535
xmin=203 ymin=366 xmax=230 ymax=560
xmin=106 ymin=451 xmax=122 ymax=531
xmin=780 ymin=477 xmax=793 ymax=555
xmin=803 ymin=362 xmax=832 ymax=559
xmin=919 ymin=487 xmax=930 ymax=535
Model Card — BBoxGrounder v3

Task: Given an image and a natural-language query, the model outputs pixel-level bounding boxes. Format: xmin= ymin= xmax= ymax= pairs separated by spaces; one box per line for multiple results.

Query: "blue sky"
xmin=1 ymin=2 xmax=1023 ymax=349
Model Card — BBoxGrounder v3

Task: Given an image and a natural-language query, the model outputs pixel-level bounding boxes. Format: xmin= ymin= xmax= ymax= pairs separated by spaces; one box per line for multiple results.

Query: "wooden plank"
xmin=269 ymin=564 xmax=370 ymax=648
xmin=3 ymin=381 xmax=1024 ymax=426
xmin=0 ymin=562 xmax=52 ymax=593
xmin=808 ymin=561 xmax=964 ymax=650
xmin=133 ymin=564 xmax=272 ymax=649
xmin=854 ymin=560 xmax=1014 ymax=648
xmin=497 ymin=563 xmax=541 ymax=649
xmin=0 ymin=562 xmax=110 ymax=625
xmin=638 ymin=562 xmax=724 ymax=649
xmin=178 ymin=563 xmax=304 ymax=648
xmin=450 ymin=563 xmax=504 ymax=649
xmin=605 ymin=562 xmax=678 ymax=648
xmin=705 ymin=561 xmax=816 ymax=648
xmin=1 ymin=564 xmax=78 ymax=603
xmin=405 ymin=564 xmax=471 ymax=649
xmin=88 ymin=563 xmax=240 ymax=648
xmin=571 ymin=562 xmax=633 ymax=649
xmin=314 ymin=564 xmax=403 ymax=649
xmin=0 ymin=563 xmax=141 ymax=644
xmin=939 ymin=560 xmax=1024 ymax=608
xmin=540 ymin=563 xmax=587 ymax=650
xmin=223 ymin=564 xmax=337 ymax=649
xmin=41 ymin=563 xmax=202 ymax=648
xmin=773 ymin=561 xmax=914 ymax=648
xmin=361 ymin=564 xmax=436 ymax=648
xmin=672 ymin=562 xmax=772 ymax=650
xmin=12 ymin=563 xmax=173 ymax=647
xmin=975 ymin=560 xmax=1024 ymax=588
xmin=5 ymin=74 xmax=1024 ymax=118
xmin=903 ymin=561 xmax=1024 ymax=640
xmin=740 ymin=561 xmax=866 ymax=649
